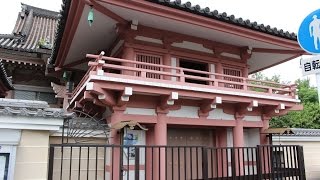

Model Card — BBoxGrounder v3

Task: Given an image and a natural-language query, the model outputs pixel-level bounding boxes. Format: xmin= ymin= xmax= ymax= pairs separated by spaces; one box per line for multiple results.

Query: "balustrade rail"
xmin=70 ymin=54 xmax=297 ymax=101
xmin=48 ymin=144 xmax=305 ymax=180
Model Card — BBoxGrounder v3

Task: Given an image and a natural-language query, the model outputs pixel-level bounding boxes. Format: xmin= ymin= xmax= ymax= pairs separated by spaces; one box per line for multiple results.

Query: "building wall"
xmin=14 ymin=130 xmax=50 ymax=180
xmin=273 ymin=138 xmax=320 ymax=180
xmin=244 ymin=128 xmax=260 ymax=147
xmin=49 ymin=131 xmax=146 ymax=180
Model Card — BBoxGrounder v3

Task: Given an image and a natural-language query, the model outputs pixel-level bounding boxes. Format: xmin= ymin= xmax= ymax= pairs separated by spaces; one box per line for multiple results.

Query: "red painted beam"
xmin=252 ymin=48 xmax=306 ymax=54
xmin=56 ymin=0 xmax=85 ymax=69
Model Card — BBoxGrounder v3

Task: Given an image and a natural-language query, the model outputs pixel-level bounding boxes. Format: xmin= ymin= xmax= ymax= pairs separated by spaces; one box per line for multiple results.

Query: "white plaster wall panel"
xmin=208 ymin=108 xmax=235 ymax=120
xmin=210 ymin=64 xmax=215 ymax=80
xmin=244 ymin=128 xmax=260 ymax=147
xmin=167 ymin=106 xmax=199 ymax=118
xmin=135 ymin=36 xmax=163 ymax=44
xmin=124 ymin=107 xmax=156 ymax=116
xmin=171 ymin=41 xmax=214 ymax=54
xmin=0 ymin=129 xmax=21 ymax=145
xmin=248 ymin=128 xmax=260 ymax=146
xmin=244 ymin=128 xmax=259 ymax=170
xmin=244 ymin=130 xmax=249 ymax=147
xmin=227 ymin=128 xmax=233 ymax=175
xmin=171 ymin=57 xmax=177 ymax=81
xmin=244 ymin=115 xmax=261 ymax=122
xmin=0 ymin=116 xmax=63 ymax=131
xmin=221 ymin=52 xmax=241 ymax=59
xmin=227 ymin=128 xmax=233 ymax=147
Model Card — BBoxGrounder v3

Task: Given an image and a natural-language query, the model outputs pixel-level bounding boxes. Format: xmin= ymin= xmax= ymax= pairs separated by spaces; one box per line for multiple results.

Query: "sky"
xmin=1 ymin=0 xmax=320 ymax=85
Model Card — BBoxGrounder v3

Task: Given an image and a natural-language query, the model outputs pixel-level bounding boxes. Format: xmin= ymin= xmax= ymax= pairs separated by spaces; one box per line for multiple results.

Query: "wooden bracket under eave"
xmin=199 ymin=97 xmax=222 ymax=116
xmin=159 ymin=92 xmax=179 ymax=110
xmin=117 ymin=87 xmax=133 ymax=107
xmin=86 ymin=82 xmax=116 ymax=106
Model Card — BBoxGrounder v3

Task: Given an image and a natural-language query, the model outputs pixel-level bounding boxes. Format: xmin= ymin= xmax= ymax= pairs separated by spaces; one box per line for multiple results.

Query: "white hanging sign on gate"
xmin=301 ymin=55 xmax=320 ymax=76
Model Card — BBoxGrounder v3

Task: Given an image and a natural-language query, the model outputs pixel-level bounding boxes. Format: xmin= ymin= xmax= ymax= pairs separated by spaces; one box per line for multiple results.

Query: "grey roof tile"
xmin=146 ymin=0 xmax=297 ymax=40
xmin=0 ymin=3 xmax=59 ymax=53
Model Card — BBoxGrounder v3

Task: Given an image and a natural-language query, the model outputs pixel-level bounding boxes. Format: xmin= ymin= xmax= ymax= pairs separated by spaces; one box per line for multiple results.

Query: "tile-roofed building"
xmin=0 ymin=3 xmax=61 ymax=106
xmin=273 ymin=128 xmax=320 ymax=179
xmin=146 ymin=0 xmax=297 ymax=40
xmin=0 ymin=61 xmax=13 ymax=97
xmin=289 ymin=128 xmax=320 ymax=136
xmin=0 ymin=3 xmax=59 ymax=53
xmin=49 ymin=0 xmax=300 ymax=66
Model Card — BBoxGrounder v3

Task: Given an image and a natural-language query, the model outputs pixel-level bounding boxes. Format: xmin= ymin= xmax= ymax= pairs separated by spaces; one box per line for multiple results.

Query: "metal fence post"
xmin=48 ymin=146 xmax=54 ymax=180
xmin=135 ymin=147 xmax=140 ymax=180
xmin=297 ymin=146 xmax=306 ymax=180
xmin=202 ymin=147 xmax=208 ymax=180
xmin=230 ymin=148 xmax=236 ymax=180
xmin=256 ymin=145 xmax=262 ymax=179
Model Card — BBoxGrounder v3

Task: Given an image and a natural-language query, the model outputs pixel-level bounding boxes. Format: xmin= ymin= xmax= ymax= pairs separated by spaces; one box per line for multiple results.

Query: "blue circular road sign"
xmin=298 ymin=9 xmax=320 ymax=54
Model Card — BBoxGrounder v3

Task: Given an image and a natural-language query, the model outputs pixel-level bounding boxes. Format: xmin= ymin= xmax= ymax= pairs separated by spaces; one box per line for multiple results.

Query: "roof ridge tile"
xmin=147 ymin=0 xmax=297 ymax=40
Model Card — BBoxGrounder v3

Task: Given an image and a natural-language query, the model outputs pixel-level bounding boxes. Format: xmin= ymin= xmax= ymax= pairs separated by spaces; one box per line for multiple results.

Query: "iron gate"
xmin=48 ymin=144 xmax=306 ymax=180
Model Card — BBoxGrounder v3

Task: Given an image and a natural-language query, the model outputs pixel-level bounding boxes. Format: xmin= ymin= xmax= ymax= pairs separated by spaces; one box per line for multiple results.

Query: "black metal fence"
xmin=48 ymin=144 xmax=306 ymax=180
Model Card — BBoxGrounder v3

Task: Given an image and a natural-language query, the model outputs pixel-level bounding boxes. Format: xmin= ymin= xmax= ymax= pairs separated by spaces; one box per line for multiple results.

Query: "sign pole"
xmin=316 ymin=73 xmax=320 ymax=104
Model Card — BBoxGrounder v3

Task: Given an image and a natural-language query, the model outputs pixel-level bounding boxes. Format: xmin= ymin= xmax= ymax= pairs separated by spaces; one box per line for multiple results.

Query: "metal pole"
xmin=316 ymin=73 xmax=320 ymax=104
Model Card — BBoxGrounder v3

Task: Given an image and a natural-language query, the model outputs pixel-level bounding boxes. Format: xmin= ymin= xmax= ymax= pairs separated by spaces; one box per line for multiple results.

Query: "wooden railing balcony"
xmin=71 ymin=53 xmax=297 ymax=102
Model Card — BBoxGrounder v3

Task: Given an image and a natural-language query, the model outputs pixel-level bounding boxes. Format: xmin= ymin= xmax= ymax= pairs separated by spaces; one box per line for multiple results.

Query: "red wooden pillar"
xmin=260 ymin=115 xmax=271 ymax=174
xmin=163 ymin=53 xmax=171 ymax=80
xmin=153 ymin=110 xmax=167 ymax=180
xmin=216 ymin=128 xmax=228 ymax=177
xmin=233 ymin=116 xmax=244 ymax=176
xmin=122 ymin=46 xmax=135 ymax=75
xmin=110 ymin=109 xmax=124 ymax=180
xmin=215 ymin=62 xmax=223 ymax=87
xmin=260 ymin=115 xmax=270 ymax=145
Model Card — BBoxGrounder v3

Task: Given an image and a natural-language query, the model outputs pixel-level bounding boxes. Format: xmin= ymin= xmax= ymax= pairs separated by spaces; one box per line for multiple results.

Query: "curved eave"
xmin=50 ymin=0 xmax=304 ymax=71
xmin=103 ymin=0 xmax=300 ymax=49
xmin=50 ymin=0 xmax=72 ymax=65
xmin=147 ymin=0 xmax=297 ymax=41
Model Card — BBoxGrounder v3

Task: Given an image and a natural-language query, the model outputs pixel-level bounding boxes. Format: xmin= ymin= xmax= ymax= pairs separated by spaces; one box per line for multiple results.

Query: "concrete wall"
xmin=14 ymin=130 xmax=49 ymax=180
xmin=273 ymin=139 xmax=320 ymax=180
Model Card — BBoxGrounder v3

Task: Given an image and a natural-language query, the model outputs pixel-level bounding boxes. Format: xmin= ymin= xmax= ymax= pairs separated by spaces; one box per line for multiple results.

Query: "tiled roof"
xmin=0 ymin=98 xmax=68 ymax=118
xmin=0 ymin=3 xmax=59 ymax=53
xmin=0 ymin=61 xmax=14 ymax=91
xmin=289 ymin=128 xmax=320 ymax=137
xmin=49 ymin=0 xmax=297 ymax=65
xmin=146 ymin=0 xmax=297 ymax=41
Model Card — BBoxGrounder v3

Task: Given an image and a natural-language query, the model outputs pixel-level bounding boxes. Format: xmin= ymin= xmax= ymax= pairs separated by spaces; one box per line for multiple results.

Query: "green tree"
xmin=296 ymin=79 xmax=318 ymax=103
xmin=251 ymin=72 xmax=320 ymax=128
xmin=270 ymin=78 xmax=320 ymax=128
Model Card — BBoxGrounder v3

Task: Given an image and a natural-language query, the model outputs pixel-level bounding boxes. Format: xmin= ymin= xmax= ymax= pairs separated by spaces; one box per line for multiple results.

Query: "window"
xmin=179 ymin=59 xmax=208 ymax=85
xmin=13 ymin=90 xmax=57 ymax=104
xmin=0 ymin=153 xmax=9 ymax=180
xmin=136 ymin=54 xmax=162 ymax=79
xmin=222 ymin=67 xmax=243 ymax=89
